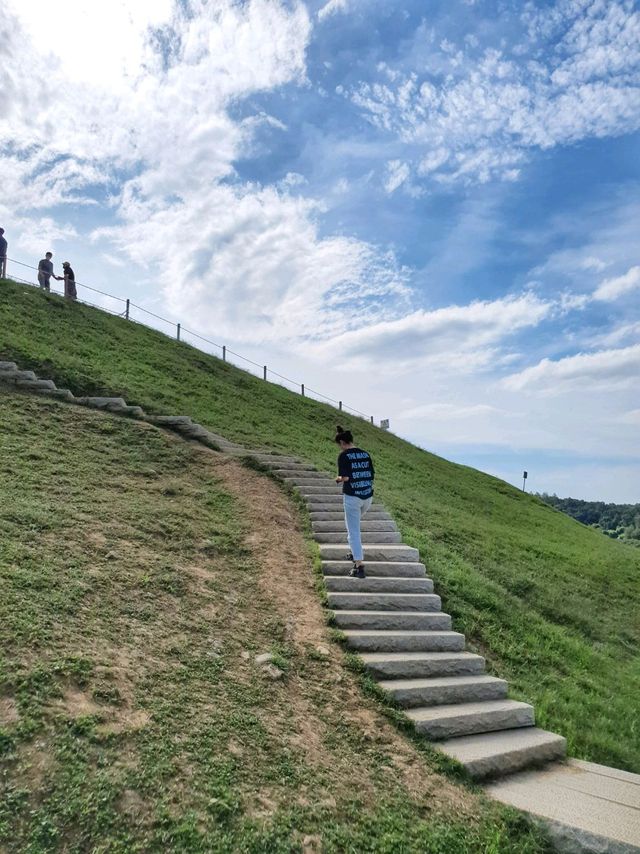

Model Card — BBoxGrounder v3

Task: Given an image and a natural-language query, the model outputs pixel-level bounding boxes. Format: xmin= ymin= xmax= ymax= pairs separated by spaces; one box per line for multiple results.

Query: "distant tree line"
xmin=537 ymin=494 xmax=640 ymax=546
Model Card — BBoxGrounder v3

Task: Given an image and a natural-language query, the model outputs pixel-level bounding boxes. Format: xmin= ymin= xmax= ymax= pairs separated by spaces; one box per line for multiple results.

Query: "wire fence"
xmin=4 ymin=256 xmax=377 ymax=424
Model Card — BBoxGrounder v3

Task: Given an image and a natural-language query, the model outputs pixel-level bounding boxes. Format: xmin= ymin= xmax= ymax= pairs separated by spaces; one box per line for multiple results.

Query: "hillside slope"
xmin=2 ymin=279 xmax=639 ymax=772
xmin=0 ymin=389 xmax=550 ymax=852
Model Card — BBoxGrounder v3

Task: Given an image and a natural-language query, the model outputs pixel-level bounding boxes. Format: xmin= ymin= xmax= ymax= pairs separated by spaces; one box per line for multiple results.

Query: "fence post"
xmin=301 ymin=383 xmax=305 ymax=397
xmin=222 ymin=345 xmax=226 ymax=362
xmin=176 ymin=323 xmax=181 ymax=341
xmin=125 ymin=298 xmax=130 ymax=320
xmin=370 ymin=416 xmax=374 ymax=425
xmin=263 ymin=365 xmax=267 ymax=381
xmin=339 ymin=401 xmax=342 ymax=411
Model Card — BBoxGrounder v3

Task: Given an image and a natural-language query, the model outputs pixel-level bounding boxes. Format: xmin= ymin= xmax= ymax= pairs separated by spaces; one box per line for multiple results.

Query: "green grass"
xmin=0 ymin=390 xmax=550 ymax=853
xmin=1 ymin=278 xmax=639 ymax=774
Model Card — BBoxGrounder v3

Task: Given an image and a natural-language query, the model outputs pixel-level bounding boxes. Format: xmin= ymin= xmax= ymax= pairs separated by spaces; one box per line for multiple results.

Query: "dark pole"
xmin=125 ymin=298 xmax=130 ymax=320
xmin=301 ymin=384 xmax=305 ymax=397
xmin=176 ymin=323 xmax=181 ymax=341
xmin=222 ymin=345 xmax=226 ymax=362
xmin=263 ymin=365 xmax=267 ymax=381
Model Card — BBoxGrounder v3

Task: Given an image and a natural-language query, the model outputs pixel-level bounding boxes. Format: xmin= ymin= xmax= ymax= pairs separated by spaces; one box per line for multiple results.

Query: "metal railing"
xmin=3 ymin=257 xmax=377 ymax=424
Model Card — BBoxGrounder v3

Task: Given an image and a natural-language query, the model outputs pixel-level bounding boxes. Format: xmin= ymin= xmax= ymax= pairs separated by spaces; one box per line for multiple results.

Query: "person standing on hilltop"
xmin=37 ymin=252 xmax=60 ymax=291
xmin=0 ymin=228 xmax=7 ymax=279
xmin=62 ymin=261 xmax=77 ymax=300
xmin=335 ymin=425 xmax=375 ymax=578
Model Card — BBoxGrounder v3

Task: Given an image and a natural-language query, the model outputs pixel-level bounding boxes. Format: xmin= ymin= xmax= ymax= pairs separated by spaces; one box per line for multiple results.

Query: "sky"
xmin=1 ymin=0 xmax=639 ymax=502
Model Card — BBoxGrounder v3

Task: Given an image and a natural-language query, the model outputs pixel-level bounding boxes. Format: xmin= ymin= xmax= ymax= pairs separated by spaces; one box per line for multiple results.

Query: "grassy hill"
xmin=1 ymin=278 xmax=639 ymax=776
xmin=0 ymin=389 xmax=548 ymax=852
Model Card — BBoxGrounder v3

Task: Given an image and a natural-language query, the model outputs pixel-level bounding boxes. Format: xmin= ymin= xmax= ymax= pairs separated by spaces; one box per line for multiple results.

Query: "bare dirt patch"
xmin=0 ymin=698 xmax=19 ymax=727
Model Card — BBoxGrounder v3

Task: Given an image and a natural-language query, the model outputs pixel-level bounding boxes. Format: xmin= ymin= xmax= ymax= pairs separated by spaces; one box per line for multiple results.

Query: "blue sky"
xmin=2 ymin=0 xmax=639 ymax=501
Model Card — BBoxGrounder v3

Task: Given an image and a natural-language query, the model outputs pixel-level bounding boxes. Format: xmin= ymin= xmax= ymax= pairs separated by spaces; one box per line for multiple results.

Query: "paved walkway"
xmin=487 ymin=759 xmax=640 ymax=853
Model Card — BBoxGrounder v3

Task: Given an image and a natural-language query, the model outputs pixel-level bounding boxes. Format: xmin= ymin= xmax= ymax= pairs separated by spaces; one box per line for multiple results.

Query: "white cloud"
xmin=309 ymin=293 xmax=553 ymax=372
xmin=384 ymin=160 xmax=410 ymax=194
xmin=397 ymin=402 xmax=511 ymax=421
xmin=318 ymin=0 xmax=350 ymax=22
xmin=347 ymin=2 xmax=640 ymax=187
xmin=593 ymin=265 xmax=640 ymax=300
xmin=94 ymin=183 xmax=410 ymax=343
xmin=619 ymin=408 xmax=640 ymax=425
xmin=503 ymin=344 xmax=640 ymax=393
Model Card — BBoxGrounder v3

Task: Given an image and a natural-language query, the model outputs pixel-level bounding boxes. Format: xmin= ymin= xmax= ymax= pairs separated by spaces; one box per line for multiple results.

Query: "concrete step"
xmin=440 ymin=728 xmax=567 ymax=780
xmin=16 ymin=378 xmax=57 ymax=390
xmin=0 ymin=369 xmax=37 ymax=382
xmin=311 ymin=511 xmax=394 ymax=522
xmin=406 ymin=700 xmax=535 ymax=740
xmin=332 ymin=610 xmax=452 ymax=631
xmin=37 ymin=388 xmax=75 ymax=401
xmin=361 ymin=651 xmax=486 ymax=680
xmin=296 ymin=486 xmax=343 ymax=495
xmin=275 ymin=469 xmax=326 ymax=479
xmin=202 ymin=431 xmax=243 ymax=450
xmin=327 ymin=591 xmax=440 ymax=610
xmin=314 ymin=531 xmax=402 ymax=544
xmin=325 ymin=577 xmax=434 ymax=594
xmin=323 ymin=561 xmax=427 ymax=578
xmin=304 ymin=496 xmax=345 ymax=506
xmin=0 ymin=362 xmax=18 ymax=371
xmin=251 ymin=455 xmax=303 ymax=467
xmin=312 ymin=521 xmax=398 ymax=532
xmin=343 ymin=630 xmax=465 ymax=653
xmin=287 ymin=480 xmax=338 ymax=490
xmin=320 ymin=544 xmax=420 ymax=563
xmin=379 ymin=675 xmax=508 ymax=708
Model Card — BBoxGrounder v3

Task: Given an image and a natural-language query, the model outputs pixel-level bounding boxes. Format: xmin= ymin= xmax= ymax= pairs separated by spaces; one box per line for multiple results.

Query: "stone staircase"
xmin=254 ymin=454 xmax=568 ymax=780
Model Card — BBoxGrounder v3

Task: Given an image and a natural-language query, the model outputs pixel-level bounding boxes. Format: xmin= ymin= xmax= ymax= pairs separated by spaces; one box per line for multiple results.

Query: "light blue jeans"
xmin=343 ymin=494 xmax=373 ymax=561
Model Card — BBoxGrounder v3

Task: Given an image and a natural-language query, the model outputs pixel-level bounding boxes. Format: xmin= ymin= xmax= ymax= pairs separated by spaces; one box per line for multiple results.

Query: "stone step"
xmin=320 ymin=544 xmax=420 ymax=563
xmin=78 ymin=396 xmax=128 ymax=412
xmin=327 ymin=591 xmax=440 ymax=610
xmin=304 ymin=495 xmax=346 ymax=505
xmin=332 ymin=610 xmax=452 ymax=631
xmin=314 ymin=531 xmax=402 ymax=544
xmin=251 ymin=455 xmax=303 ymax=467
xmin=0 ymin=369 xmax=37 ymax=382
xmin=379 ymin=675 xmax=508 ymax=708
xmin=322 ymin=561 xmax=427 ymax=578
xmin=343 ymin=630 xmax=465 ymax=653
xmin=0 ymin=361 xmax=18 ymax=371
xmin=313 ymin=521 xmax=398 ymax=532
xmin=296 ymin=486 xmax=343 ymax=496
xmin=36 ymin=388 xmax=75 ymax=402
xmin=440 ymin=728 xmax=567 ymax=780
xmin=16 ymin=378 xmax=57 ymax=390
xmin=275 ymin=469 xmax=326 ymax=479
xmin=361 ymin=651 xmax=486 ymax=680
xmin=406 ymin=700 xmax=535 ymax=740
xmin=325 ymin=577 xmax=434 ymax=594
xmin=286 ymin=480 xmax=337 ymax=490
xmin=311 ymin=511 xmax=394 ymax=522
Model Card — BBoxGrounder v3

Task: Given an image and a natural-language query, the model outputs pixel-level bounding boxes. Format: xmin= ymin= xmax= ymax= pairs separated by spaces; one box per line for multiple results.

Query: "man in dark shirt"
xmin=0 ymin=228 xmax=7 ymax=279
xmin=62 ymin=261 xmax=77 ymax=300
xmin=335 ymin=425 xmax=375 ymax=577
xmin=38 ymin=252 xmax=56 ymax=291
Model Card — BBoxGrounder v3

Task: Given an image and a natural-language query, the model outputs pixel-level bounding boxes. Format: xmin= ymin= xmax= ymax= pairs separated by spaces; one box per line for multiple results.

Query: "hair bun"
xmin=336 ymin=425 xmax=343 ymax=432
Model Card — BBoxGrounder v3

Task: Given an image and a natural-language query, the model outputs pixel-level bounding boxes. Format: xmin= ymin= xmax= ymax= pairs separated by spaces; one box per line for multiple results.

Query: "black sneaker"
xmin=349 ymin=565 xmax=366 ymax=579
xmin=345 ymin=552 xmax=354 ymax=562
